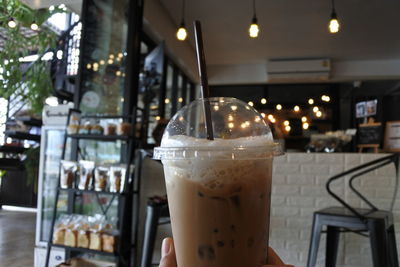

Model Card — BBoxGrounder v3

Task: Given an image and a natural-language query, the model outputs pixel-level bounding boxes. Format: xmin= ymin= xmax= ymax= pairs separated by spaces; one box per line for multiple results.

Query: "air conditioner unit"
xmin=267 ymin=58 xmax=331 ymax=82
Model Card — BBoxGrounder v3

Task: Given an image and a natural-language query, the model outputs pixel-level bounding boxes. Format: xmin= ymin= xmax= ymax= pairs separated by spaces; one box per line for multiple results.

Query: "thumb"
xmin=159 ymin=238 xmax=177 ymax=267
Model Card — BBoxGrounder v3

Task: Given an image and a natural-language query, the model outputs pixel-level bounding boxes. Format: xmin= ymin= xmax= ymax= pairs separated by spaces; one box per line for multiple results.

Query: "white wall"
xmin=271 ymin=153 xmax=400 ymax=267
xmin=208 ymin=59 xmax=400 ymax=85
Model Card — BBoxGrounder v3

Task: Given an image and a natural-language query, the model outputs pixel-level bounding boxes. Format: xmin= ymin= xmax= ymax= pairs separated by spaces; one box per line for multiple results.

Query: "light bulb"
xmin=313 ymin=106 xmax=319 ymax=113
xmin=176 ymin=25 xmax=187 ymax=41
xmin=8 ymin=19 xmax=17 ymax=28
xmin=178 ymin=97 xmax=183 ymax=103
xmin=164 ymin=98 xmax=170 ymax=104
xmin=267 ymin=114 xmax=274 ymax=120
xmin=248 ymin=101 xmax=254 ymax=107
xmin=316 ymin=111 xmax=322 ymax=117
xmin=329 ymin=12 xmax=340 ymax=33
xmin=303 ymin=122 xmax=309 ymax=130
xmin=261 ymin=98 xmax=267 ymax=104
xmin=301 ymin=116 xmax=307 ymax=123
xmin=308 ymin=98 xmax=314 ymax=105
xmin=261 ymin=113 xmax=266 ymax=118
xmin=285 ymin=125 xmax=291 ymax=132
xmin=155 ymin=116 xmax=161 ymax=121
xmin=294 ymin=105 xmax=300 ymax=112
xmin=283 ymin=120 xmax=289 ymax=126
xmin=108 ymin=59 xmax=113 ymax=64
xmin=249 ymin=23 xmax=259 ymax=38
xmin=276 ymin=104 xmax=282 ymax=110
xmin=99 ymin=60 xmax=105 ymax=65
xmin=30 ymin=22 xmax=39 ymax=31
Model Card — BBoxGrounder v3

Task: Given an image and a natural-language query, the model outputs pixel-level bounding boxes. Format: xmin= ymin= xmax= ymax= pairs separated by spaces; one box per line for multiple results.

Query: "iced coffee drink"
xmin=154 ymin=98 xmax=281 ymax=267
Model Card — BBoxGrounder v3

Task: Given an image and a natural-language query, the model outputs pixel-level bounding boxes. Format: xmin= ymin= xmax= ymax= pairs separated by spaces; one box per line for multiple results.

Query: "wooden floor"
xmin=0 ymin=209 xmax=36 ymax=267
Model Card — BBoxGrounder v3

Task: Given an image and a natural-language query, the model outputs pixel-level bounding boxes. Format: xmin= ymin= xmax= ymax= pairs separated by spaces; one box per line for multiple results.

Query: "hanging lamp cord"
xmin=253 ymin=0 xmax=257 ymax=19
xmin=181 ymin=0 xmax=185 ymax=25
xmin=331 ymin=0 xmax=336 ymax=13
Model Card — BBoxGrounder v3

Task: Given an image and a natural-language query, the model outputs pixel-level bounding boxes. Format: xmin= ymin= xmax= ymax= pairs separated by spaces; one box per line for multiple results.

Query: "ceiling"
xmin=159 ymin=0 xmax=400 ymax=65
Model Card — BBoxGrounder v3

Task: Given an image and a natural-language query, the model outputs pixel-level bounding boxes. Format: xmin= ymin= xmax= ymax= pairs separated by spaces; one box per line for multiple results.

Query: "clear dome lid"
xmin=154 ymin=97 xmax=282 ymax=160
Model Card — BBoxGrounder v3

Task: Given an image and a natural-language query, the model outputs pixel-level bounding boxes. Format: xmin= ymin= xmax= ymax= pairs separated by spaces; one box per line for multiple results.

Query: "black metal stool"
xmin=307 ymin=154 xmax=400 ymax=267
xmin=140 ymin=196 xmax=170 ymax=267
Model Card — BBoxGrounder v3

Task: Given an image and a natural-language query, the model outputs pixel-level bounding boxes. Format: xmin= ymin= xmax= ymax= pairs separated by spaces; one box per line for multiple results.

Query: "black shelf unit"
xmin=45 ymin=109 xmax=138 ymax=267
xmin=52 ymin=244 xmax=118 ymax=257
xmin=67 ymin=134 xmax=130 ymax=142
xmin=4 ymin=130 xmax=41 ymax=142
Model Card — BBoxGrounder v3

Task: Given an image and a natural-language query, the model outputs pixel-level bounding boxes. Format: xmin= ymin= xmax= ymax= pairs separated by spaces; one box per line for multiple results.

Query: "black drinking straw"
xmin=194 ymin=20 xmax=214 ymax=140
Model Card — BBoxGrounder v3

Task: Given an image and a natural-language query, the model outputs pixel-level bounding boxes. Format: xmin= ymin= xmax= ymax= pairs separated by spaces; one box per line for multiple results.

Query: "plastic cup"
xmin=154 ymin=97 xmax=282 ymax=267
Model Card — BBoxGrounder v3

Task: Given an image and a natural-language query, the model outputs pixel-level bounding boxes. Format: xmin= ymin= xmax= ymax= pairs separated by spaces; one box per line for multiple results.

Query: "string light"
xmin=249 ymin=0 xmax=260 ymax=38
xmin=303 ymin=122 xmax=309 ymax=130
xmin=231 ymin=105 xmax=238 ymax=111
xmin=164 ymin=98 xmax=170 ymax=104
xmin=248 ymin=101 xmax=254 ymax=107
xmin=86 ymin=63 xmax=92 ymax=69
xmin=276 ymin=104 xmax=282 ymax=110
xmin=267 ymin=114 xmax=274 ymax=120
xmin=261 ymin=113 xmax=266 ymax=118
xmin=155 ymin=116 xmax=161 ymax=121
xmin=270 ymin=118 xmax=276 ymax=123
xmin=178 ymin=97 xmax=183 ymax=103
xmin=321 ymin=95 xmax=331 ymax=102
xmin=8 ymin=18 xmax=17 ymax=28
xmin=301 ymin=116 xmax=307 ymax=123
xmin=313 ymin=106 xmax=319 ymax=113
xmin=283 ymin=120 xmax=290 ymax=126
xmin=308 ymin=98 xmax=314 ymax=105
xmin=261 ymin=98 xmax=267 ymax=104
xmin=176 ymin=0 xmax=188 ymax=41
xmin=108 ymin=59 xmax=113 ymax=64
xmin=30 ymin=22 xmax=39 ymax=31
xmin=228 ymin=122 xmax=235 ymax=129
xmin=294 ymin=105 xmax=300 ymax=112
xmin=213 ymin=105 xmax=219 ymax=111
xmin=285 ymin=125 xmax=291 ymax=132
xmin=316 ymin=111 xmax=322 ymax=117
xmin=99 ymin=60 xmax=105 ymax=65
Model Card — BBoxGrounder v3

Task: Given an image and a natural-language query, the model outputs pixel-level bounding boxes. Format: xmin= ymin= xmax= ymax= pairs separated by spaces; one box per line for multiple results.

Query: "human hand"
xmin=159 ymin=237 xmax=294 ymax=267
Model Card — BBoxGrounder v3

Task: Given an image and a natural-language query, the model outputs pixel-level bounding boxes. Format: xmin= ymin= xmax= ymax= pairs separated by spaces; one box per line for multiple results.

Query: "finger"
xmin=159 ymin=238 xmax=177 ymax=267
xmin=266 ymin=247 xmax=285 ymax=265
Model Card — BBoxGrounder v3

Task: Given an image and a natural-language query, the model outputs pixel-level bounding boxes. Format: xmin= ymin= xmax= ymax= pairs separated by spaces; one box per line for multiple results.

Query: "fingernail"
xmin=162 ymin=238 xmax=171 ymax=257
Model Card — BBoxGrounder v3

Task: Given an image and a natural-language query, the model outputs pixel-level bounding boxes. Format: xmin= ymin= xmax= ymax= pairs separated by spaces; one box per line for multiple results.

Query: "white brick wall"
xmin=271 ymin=153 xmax=399 ymax=267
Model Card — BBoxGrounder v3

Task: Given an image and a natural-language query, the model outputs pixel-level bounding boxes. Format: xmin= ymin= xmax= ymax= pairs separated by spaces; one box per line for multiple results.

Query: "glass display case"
xmin=36 ymin=126 xmax=71 ymax=246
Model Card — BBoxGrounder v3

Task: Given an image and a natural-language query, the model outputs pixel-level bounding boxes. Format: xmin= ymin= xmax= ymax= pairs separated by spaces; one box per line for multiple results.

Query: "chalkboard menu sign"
xmin=357 ymin=123 xmax=382 ymax=145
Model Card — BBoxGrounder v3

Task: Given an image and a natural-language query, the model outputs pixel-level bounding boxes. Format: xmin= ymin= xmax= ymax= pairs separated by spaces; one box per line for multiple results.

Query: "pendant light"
xmin=328 ymin=0 xmax=340 ymax=33
xmin=176 ymin=0 xmax=188 ymax=41
xmin=248 ymin=0 xmax=260 ymax=38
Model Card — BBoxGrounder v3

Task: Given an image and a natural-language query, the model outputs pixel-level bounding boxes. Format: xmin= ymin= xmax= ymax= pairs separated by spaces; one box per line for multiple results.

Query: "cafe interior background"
xmin=0 ymin=0 xmax=400 ymax=266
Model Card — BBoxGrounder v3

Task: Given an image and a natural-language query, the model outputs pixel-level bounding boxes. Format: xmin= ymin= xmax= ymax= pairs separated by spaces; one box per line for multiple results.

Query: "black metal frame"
xmin=44 ymin=109 xmax=137 ymax=267
xmin=326 ymin=153 xmax=400 ymax=221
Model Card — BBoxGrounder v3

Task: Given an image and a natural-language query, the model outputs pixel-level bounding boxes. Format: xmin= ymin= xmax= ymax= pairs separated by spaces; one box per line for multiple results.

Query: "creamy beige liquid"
xmin=163 ymin=157 xmax=272 ymax=267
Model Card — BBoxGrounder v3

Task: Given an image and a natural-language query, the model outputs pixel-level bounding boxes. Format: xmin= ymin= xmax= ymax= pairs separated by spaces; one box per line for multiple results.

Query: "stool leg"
xmin=307 ymin=214 xmax=323 ymax=267
xmin=141 ymin=205 xmax=161 ymax=267
xmin=388 ymin=225 xmax=399 ymax=267
xmin=326 ymin=226 xmax=340 ymax=267
xmin=368 ymin=219 xmax=389 ymax=267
